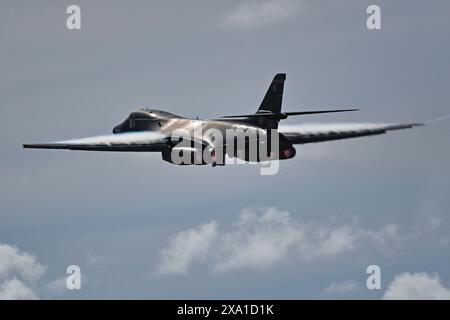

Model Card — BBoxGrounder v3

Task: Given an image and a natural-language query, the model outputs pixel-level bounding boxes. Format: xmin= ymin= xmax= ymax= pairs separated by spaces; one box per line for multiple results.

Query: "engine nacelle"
xmin=162 ymin=147 xmax=224 ymax=166
xmin=162 ymin=147 xmax=204 ymax=165
xmin=230 ymin=133 xmax=297 ymax=162
xmin=279 ymin=146 xmax=296 ymax=160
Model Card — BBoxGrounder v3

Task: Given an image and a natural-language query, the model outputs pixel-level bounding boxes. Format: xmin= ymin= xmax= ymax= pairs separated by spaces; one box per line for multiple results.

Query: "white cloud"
xmin=223 ymin=0 xmax=299 ymax=28
xmin=86 ymin=251 xmax=106 ymax=267
xmin=155 ymin=222 xmax=218 ymax=275
xmin=155 ymin=207 xmax=402 ymax=275
xmin=383 ymin=272 xmax=450 ymax=300
xmin=213 ymin=208 xmax=304 ymax=272
xmin=0 ymin=243 xmax=46 ymax=283
xmin=0 ymin=243 xmax=46 ymax=300
xmin=45 ymin=277 xmax=68 ymax=295
xmin=0 ymin=278 xmax=38 ymax=300
xmin=325 ymin=280 xmax=358 ymax=294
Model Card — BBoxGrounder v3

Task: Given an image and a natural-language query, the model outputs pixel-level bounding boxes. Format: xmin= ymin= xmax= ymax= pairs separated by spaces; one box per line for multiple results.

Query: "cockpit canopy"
xmin=140 ymin=108 xmax=183 ymax=119
xmin=113 ymin=108 xmax=182 ymax=134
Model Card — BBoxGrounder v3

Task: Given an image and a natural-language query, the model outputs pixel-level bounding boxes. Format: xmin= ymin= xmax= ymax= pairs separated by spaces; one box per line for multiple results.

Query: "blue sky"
xmin=1 ymin=0 xmax=450 ymax=299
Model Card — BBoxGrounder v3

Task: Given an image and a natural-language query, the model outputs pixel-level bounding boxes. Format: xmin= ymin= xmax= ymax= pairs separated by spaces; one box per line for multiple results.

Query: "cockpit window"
xmin=158 ymin=120 xmax=168 ymax=127
xmin=139 ymin=108 xmax=184 ymax=119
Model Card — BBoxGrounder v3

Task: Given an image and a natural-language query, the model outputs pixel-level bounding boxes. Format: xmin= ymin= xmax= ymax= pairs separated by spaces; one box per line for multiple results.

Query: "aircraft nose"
xmin=113 ymin=126 xmax=121 ymax=134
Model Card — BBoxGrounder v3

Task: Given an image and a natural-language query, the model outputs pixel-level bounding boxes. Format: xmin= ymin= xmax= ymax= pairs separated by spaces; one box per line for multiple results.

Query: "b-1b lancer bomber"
xmin=23 ymin=74 xmax=423 ymax=167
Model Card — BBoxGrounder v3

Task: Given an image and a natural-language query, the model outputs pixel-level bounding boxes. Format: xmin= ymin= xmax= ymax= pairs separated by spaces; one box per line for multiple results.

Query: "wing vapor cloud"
xmin=280 ymin=123 xmax=400 ymax=134
xmin=278 ymin=122 xmax=424 ymax=145
xmin=57 ymin=131 xmax=167 ymax=146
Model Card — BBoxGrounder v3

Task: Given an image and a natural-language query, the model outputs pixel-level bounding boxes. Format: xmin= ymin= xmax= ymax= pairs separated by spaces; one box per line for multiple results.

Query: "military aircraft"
xmin=23 ymin=73 xmax=423 ymax=166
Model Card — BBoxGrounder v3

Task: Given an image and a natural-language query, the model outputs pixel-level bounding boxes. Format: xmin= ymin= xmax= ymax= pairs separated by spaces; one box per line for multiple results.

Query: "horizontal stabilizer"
xmin=220 ymin=108 xmax=359 ymax=120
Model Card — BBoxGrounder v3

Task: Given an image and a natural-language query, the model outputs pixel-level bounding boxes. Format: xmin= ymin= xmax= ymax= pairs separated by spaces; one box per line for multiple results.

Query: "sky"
xmin=1 ymin=0 xmax=450 ymax=299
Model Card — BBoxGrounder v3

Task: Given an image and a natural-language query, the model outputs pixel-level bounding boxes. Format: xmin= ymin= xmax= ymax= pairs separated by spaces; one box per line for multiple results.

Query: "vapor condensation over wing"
xmin=279 ymin=122 xmax=423 ymax=145
xmin=57 ymin=131 xmax=167 ymax=146
xmin=280 ymin=123 xmax=393 ymax=133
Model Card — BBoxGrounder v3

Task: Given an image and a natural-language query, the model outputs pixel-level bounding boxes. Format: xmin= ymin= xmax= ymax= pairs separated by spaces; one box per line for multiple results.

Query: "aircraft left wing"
xmin=23 ymin=132 xmax=169 ymax=152
xmin=279 ymin=122 xmax=424 ymax=145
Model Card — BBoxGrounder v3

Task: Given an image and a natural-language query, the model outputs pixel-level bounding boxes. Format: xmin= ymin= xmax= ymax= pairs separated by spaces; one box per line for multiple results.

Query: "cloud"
xmin=45 ymin=277 xmax=68 ymax=296
xmin=383 ymin=272 xmax=450 ymax=300
xmin=223 ymin=0 xmax=299 ymax=28
xmin=155 ymin=207 xmax=402 ymax=275
xmin=155 ymin=222 xmax=218 ymax=275
xmin=0 ymin=278 xmax=39 ymax=300
xmin=324 ymin=280 xmax=358 ymax=295
xmin=0 ymin=243 xmax=46 ymax=300
xmin=213 ymin=208 xmax=305 ymax=272
xmin=0 ymin=244 xmax=46 ymax=283
xmin=86 ymin=251 xmax=106 ymax=267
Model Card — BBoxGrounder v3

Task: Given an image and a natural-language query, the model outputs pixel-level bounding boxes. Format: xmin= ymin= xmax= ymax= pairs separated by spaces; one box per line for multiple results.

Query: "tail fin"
xmin=257 ymin=73 xmax=286 ymax=114
xmin=217 ymin=73 xmax=357 ymax=129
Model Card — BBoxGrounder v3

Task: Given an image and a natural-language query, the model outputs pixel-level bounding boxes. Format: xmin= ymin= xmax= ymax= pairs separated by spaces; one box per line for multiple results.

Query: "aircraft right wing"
xmin=279 ymin=122 xmax=424 ymax=145
xmin=23 ymin=132 xmax=169 ymax=152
